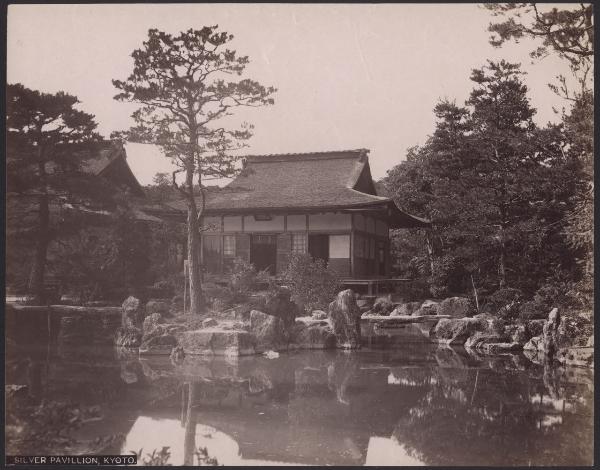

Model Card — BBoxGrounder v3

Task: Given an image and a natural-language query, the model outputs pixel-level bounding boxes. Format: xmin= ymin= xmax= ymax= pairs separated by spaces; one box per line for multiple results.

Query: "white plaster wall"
xmin=376 ymin=219 xmax=388 ymax=236
xmin=203 ymin=216 xmax=221 ymax=232
xmin=329 ymin=234 xmax=350 ymax=258
xmin=287 ymin=214 xmax=307 ymax=231
xmin=223 ymin=216 xmax=242 ymax=232
xmin=309 ymin=213 xmax=351 ymax=231
xmin=243 ymin=215 xmax=285 ymax=232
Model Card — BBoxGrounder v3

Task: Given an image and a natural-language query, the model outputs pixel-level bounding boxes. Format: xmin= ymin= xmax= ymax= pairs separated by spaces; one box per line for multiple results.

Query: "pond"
xmin=5 ymin=329 xmax=594 ymax=466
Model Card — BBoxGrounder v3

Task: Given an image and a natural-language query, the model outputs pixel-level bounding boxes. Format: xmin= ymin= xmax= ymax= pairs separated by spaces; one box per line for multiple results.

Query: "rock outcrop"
xmin=139 ymin=313 xmax=178 ymax=355
xmin=289 ymin=322 xmax=336 ymax=349
xmin=414 ymin=300 xmax=439 ymax=316
xmin=390 ymin=301 xmax=421 ymax=317
xmin=432 ymin=317 xmax=482 ymax=345
xmin=328 ymin=289 xmax=361 ymax=349
xmin=179 ymin=328 xmax=256 ymax=356
xmin=249 ymin=310 xmax=287 ymax=352
xmin=261 ymin=286 xmax=300 ymax=326
xmin=115 ymin=326 xmax=143 ymax=348
xmin=542 ymin=308 xmax=561 ymax=360
xmin=122 ymin=296 xmax=143 ymax=328
xmin=437 ymin=297 xmax=473 ymax=318
xmin=371 ymin=296 xmax=395 ymax=316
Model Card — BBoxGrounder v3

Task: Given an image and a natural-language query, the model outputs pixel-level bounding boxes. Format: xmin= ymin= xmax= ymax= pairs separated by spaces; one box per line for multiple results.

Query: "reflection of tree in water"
xmin=392 ymin=363 xmax=593 ymax=466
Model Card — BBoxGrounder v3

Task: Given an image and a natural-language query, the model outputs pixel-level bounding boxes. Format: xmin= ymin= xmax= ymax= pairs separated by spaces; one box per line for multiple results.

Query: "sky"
xmin=7 ymin=3 xmax=575 ymax=185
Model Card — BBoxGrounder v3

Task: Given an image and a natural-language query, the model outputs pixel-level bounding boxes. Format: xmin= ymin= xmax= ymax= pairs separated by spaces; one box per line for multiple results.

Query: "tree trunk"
xmin=425 ymin=230 xmax=435 ymax=276
xmin=498 ymin=223 xmax=506 ymax=289
xmin=185 ymin=165 xmax=205 ymax=315
xmin=29 ymin=194 xmax=50 ymax=304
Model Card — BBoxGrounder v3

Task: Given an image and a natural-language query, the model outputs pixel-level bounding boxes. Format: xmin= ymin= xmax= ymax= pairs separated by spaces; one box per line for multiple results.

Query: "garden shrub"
xmin=228 ymin=257 xmax=269 ymax=299
xmin=281 ymin=253 xmax=340 ymax=313
xmin=481 ymin=288 xmax=524 ymax=319
xmin=429 ymin=255 xmax=465 ymax=298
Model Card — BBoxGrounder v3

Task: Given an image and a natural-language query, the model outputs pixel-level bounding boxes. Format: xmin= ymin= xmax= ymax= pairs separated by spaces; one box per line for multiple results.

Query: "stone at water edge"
xmin=414 ymin=300 xmax=440 ymax=316
xmin=437 ymin=297 xmax=474 ymax=319
xmin=289 ymin=322 xmax=336 ymax=350
xmin=482 ymin=342 xmax=523 ymax=354
xmin=138 ymin=333 xmax=178 ymax=355
xmin=262 ymin=286 xmax=300 ymax=326
xmin=390 ymin=301 xmax=421 ymax=317
xmin=371 ymin=296 xmax=395 ymax=316
xmin=115 ymin=326 xmax=143 ymax=348
xmin=263 ymin=350 xmax=280 ymax=359
xmin=249 ymin=310 xmax=288 ymax=352
xmin=328 ymin=289 xmax=362 ymax=349
xmin=523 ymin=335 xmax=544 ymax=352
xmin=179 ymin=328 xmax=256 ymax=356
xmin=432 ymin=317 xmax=483 ymax=345
xmin=542 ymin=308 xmax=561 ymax=360
xmin=311 ymin=310 xmax=327 ymax=320
xmin=122 ymin=296 xmax=142 ymax=328
xmin=202 ymin=318 xmax=218 ymax=328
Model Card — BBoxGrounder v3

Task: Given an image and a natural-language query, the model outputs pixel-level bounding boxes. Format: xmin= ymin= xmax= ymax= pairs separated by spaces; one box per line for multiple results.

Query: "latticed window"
xmin=291 ymin=233 xmax=307 ymax=254
xmin=223 ymin=235 xmax=236 ymax=257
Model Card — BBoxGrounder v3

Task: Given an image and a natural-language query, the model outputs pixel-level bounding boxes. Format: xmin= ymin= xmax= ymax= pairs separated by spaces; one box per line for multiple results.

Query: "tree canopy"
xmin=113 ymin=26 xmax=276 ymax=314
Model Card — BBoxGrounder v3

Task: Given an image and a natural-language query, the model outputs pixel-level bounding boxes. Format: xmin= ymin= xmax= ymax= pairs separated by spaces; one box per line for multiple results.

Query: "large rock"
xmin=139 ymin=333 xmax=178 ymax=355
xmin=390 ymin=301 xmax=421 ymax=317
xmin=115 ymin=326 xmax=142 ymax=348
xmin=523 ymin=335 xmax=544 ymax=352
xmin=437 ymin=297 xmax=473 ymax=319
xmin=139 ymin=312 xmax=178 ymax=355
xmin=290 ymin=323 xmax=336 ymax=349
xmin=414 ymin=300 xmax=440 ymax=316
xmin=432 ymin=317 xmax=482 ymax=345
xmin=482 ymin=342 xmax=522 ymax=354
xmin=542 ymin=308 xmax=561 ymax=360
xmin=179 ymin=328 xmax=256 ymax=356
xmin=262 ymin=286 xmax=300 ymax=326
xmin=371 ymin=296 xmax=395 ymax=316
xmin=249 ymin=310 xmax=287 ymax=352
xmin=328 ymin=289 xmax=361 ymax=349
xmin=122 ymin=296 xmax=143 ymax=328
xmin=464 ymin=331 xmax=508 ymax=351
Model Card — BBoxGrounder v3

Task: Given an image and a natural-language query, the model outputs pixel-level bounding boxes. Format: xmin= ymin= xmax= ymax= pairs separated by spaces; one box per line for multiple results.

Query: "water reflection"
xmin=5 ymin=340 xmax=594 ymax=466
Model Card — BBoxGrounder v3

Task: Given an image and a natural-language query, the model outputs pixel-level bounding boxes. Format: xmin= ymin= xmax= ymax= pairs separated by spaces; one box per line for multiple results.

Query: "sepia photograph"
xmin=5 ymin=2 xmax=594 ymax=467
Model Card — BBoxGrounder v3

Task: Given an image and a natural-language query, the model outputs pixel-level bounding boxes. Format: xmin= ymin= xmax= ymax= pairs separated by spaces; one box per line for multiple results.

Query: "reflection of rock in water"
xmin=327 ymin=356 xmax=358 ymax=405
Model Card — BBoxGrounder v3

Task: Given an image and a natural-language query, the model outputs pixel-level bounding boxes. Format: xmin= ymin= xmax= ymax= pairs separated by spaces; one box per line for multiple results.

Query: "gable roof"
xmin=80 ymin=141 xmax=145 ymax=196
xmin=165 ymin=149 xmax=429 ymax=228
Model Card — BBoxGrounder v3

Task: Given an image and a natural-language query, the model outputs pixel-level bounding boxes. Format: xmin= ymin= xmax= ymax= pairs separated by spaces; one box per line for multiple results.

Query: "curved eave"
xmin=146 ymin=199 xmax=431 ymax=229
xmin=386 ymin=202 xmax=431 ymax=228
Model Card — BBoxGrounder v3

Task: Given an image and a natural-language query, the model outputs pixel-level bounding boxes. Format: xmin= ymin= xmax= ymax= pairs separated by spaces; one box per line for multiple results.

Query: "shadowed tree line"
xmin=383 ymin=5 xmax=593 ymax=325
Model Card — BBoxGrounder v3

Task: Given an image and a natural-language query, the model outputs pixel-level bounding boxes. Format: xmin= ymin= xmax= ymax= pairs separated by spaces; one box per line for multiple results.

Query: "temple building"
xmin=164 ymin=149 xmax=429 ymax=279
